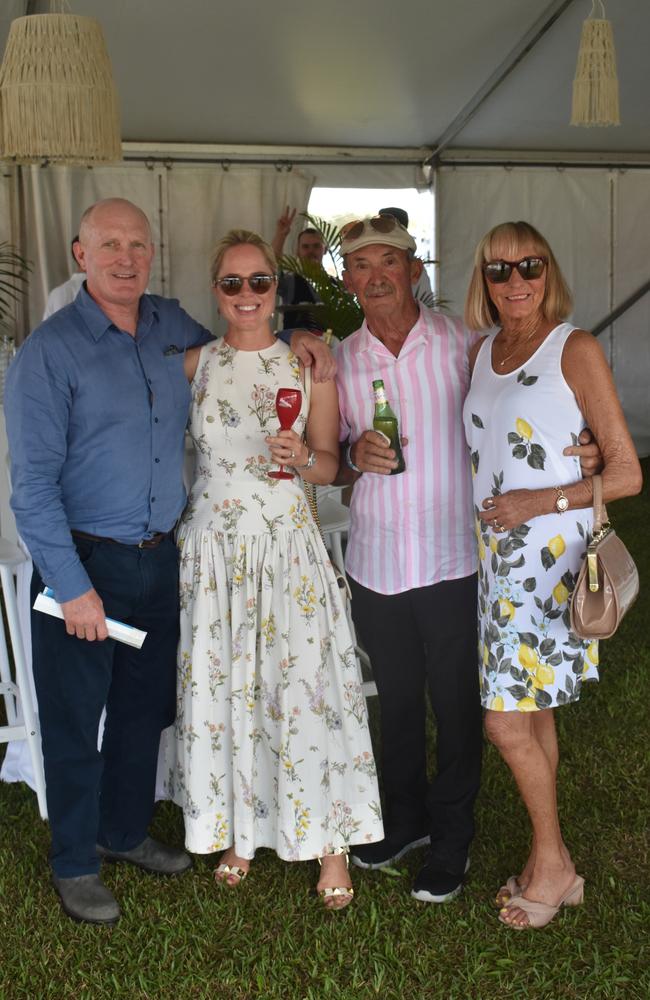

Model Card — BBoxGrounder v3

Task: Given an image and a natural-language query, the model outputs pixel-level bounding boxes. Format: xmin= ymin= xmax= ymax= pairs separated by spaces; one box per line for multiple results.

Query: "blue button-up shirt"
xmin=5 ymin=286 xmax=212 ymax=602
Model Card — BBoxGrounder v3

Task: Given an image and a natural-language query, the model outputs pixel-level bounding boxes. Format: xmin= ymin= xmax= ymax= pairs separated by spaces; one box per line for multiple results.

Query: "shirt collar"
xmin=358 ymin=306 xmax=429 ymax=357
xmin=74 ymin=285 xmax=159 ymax=342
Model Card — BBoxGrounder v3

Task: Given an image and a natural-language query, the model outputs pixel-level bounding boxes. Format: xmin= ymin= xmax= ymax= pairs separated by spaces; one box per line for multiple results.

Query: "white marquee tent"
xmin=1 ymin=0 xmax=649 ymax=454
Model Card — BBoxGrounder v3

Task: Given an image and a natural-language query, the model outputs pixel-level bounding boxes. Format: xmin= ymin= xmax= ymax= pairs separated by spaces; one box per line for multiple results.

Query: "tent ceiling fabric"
xmin=2 ymin=0 xmax=647 ymax=154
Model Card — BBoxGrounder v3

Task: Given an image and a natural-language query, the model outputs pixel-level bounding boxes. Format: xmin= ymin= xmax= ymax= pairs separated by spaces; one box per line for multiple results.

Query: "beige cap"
xmin=340 ymin=216 xmax=416 ymax=256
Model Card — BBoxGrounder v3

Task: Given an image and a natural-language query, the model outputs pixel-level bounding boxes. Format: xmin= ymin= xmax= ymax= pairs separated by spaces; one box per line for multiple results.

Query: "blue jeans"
xmin=31 ymin=535 xmax=179 ymax=877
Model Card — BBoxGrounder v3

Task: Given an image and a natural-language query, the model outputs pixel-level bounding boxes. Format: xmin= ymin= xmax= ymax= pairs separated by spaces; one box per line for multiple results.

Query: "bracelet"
xmin=345 ymin=443 xmax=361 ymax=474
xmin=294 ymin=449 xmax=316 ymax=472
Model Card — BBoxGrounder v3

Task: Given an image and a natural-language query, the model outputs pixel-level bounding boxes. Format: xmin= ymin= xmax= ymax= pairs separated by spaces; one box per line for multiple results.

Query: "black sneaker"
xmin=350 ymin=830 xmax=430 ymax=870
xmin=411 ymin=856 xmax=470 ymax=903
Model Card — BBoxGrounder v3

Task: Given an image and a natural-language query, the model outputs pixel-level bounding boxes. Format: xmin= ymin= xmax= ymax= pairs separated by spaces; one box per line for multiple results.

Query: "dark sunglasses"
xmin=341 ymin=215 xmax=405 ymax=241
xmin=483 ymin=256 xmax=547 ymax=284
xmin=213 ymin=273 xmax=277 ymax=296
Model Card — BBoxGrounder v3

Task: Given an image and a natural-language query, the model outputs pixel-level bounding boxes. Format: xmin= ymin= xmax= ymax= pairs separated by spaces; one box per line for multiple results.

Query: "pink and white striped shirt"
xmin=337 ymin=308 xmax=479 ymax=595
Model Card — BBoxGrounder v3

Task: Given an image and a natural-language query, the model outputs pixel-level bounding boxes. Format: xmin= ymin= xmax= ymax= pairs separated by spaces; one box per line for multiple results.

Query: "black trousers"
xmin=349 ymin=572 xmax=482 ymax=871
xmin=31 ymin=535 xmax=179 ymax=878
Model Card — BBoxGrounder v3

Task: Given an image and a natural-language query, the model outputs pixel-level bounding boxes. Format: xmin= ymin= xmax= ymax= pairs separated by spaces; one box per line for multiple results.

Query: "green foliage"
xmin=1 ymin=463 xmax=648 ymax=1000
xmin=279 ymin=253 xmax=363 ymax=340
xmin=0 ymin=241 xmax=31 ymax=330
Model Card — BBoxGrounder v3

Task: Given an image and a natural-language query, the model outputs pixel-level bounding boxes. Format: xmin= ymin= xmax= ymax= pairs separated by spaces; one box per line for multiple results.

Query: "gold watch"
xmin=554 ymin=486 xmax=569 ymax=513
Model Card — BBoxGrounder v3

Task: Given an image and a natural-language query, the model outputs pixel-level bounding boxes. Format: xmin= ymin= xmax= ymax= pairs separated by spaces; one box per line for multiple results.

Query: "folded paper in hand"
xmin=33 ymin=588 xmax=147 ymax=649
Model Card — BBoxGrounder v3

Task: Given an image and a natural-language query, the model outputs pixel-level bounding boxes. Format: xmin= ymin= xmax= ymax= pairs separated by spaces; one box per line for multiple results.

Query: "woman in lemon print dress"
xmin=463 ymin=222 xmax=641 ymax=929
xmin=165 ymin=230 xmax=383 ymax=909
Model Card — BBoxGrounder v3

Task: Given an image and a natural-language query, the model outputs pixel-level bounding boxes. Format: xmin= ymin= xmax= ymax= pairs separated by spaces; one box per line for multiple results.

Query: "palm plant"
xmin=0 ymin=242 xmax=31 ymax=332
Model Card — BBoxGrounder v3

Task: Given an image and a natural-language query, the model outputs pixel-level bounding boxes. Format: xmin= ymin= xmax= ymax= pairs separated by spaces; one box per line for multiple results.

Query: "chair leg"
xmin=0 ymin=603 xmax=19 ymax=726
xmin=0 ymin=564 xmax=48 ymax=819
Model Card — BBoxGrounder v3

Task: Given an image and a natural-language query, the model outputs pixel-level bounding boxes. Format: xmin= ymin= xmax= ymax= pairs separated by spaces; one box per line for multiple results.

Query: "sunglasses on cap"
xmin=482 ymin=256 xmax=547 ymax=284
xmin=212 ymin=273 xmax=277 ymax=296
xmin=340 ymin=215 xmax=407 ymax=241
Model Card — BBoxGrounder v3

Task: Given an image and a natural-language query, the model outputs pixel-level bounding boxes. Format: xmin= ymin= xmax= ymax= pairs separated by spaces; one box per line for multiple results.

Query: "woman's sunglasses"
xmin=483 ymin=256 xmax=547 ymax=284
xmin=213 ymin=273 xmax=277 ymax=296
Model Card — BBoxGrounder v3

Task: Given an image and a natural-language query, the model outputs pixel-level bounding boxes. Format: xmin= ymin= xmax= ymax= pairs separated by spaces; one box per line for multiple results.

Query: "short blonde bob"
xmin=464 ymin=221 xmax=573 ymax=331
xmin=210 ymin=229 xmax=278 ymax=285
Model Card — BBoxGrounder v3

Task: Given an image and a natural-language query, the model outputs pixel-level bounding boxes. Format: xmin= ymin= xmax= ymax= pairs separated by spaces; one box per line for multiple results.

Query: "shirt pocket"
xmin=163 ymin=352 xmax=191 ymax=411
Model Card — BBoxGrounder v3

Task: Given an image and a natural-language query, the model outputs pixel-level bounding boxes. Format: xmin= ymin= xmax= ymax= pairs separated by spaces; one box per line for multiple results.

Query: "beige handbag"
xmin=570 ymin=474 xmax=639 ymax=640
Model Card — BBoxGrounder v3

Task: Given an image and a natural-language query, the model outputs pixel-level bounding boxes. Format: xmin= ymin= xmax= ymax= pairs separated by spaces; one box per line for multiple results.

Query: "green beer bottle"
xmin=372 ymin=379 xmax=406 ymax=475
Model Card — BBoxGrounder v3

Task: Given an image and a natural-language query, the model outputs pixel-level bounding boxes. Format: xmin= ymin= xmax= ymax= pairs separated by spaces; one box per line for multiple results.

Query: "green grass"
xmin=1 ymin=462 xmax=648 ymax=1000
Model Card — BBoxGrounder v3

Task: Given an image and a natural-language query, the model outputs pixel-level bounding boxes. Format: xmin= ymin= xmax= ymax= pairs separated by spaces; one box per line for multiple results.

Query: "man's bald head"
xmin=74 ymin=198 xmax=154 ymax=324
xmin=78 ymin=199 xmax=152 ymax=245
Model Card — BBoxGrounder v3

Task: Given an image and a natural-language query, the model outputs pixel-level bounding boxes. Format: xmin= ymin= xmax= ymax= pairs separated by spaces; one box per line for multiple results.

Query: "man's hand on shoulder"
xmin=61 ymin=587 xmax=108 ymax=642
xmin=290 ymin=329 xmax=336 ymax=382
xmin=563 ymin=427 xmax=604 ymax=477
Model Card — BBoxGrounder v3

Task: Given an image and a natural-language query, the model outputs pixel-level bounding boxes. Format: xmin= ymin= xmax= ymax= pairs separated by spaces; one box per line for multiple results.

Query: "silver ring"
xmin=290 ymin=450 xmax=296 ymax=459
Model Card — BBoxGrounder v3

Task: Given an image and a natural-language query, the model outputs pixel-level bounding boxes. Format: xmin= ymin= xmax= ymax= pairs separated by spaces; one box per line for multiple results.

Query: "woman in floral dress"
xmin=166 ymin=230 xmax=382 ymax=908
xmin=463 ymin=221 xmax=641 ymax=929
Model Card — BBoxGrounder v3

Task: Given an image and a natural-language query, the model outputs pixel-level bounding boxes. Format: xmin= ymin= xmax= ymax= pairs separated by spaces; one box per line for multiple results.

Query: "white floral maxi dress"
xmin=164 ymin=339 xmax=383 ymax=859
xmin=462 ymin=324 xmax=599 ymax=713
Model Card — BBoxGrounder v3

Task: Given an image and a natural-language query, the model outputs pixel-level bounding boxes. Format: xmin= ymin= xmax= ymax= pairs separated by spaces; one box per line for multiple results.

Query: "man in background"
xmin=42 ymin=235 xmax=85 ymax=319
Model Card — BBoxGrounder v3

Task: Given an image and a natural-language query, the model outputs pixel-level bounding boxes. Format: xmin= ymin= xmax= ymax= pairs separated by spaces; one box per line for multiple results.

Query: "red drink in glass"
xmin=268 ymin=387 xmax=302 ymax=479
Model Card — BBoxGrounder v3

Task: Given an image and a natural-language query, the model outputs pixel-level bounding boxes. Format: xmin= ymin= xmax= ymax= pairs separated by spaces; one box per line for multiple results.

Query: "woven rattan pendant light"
xmin=0 ymin=3 xmax=121 ymax=164
xmin=570 ymin=0 xmax=620 ymax=127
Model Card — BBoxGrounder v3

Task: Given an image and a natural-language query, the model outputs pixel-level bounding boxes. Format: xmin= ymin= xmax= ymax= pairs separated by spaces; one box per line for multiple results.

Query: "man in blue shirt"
xmin=5 ymin=197 xmax=332 ymax=924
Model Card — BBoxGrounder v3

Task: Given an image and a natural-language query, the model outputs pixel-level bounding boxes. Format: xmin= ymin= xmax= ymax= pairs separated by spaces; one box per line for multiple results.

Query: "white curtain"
xmin=437 ymin=165 xmax=649 ymax=455
xmin=165 ymin=164 xmax=314 ymax=333
xmin=15 ymin=161 xmax=314 ymax=340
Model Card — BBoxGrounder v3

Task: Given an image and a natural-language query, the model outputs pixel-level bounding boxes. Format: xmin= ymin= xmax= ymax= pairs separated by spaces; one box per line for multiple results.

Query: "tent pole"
xmin=425 ymin=0 xmax=577 ymax=166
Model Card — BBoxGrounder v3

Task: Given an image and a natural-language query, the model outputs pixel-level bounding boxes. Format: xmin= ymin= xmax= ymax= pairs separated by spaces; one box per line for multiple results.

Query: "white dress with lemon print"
xmin=164 ymin=339 xmax=383 ymax=860
xmin=463 ymin=323 xmax=599 ymax=713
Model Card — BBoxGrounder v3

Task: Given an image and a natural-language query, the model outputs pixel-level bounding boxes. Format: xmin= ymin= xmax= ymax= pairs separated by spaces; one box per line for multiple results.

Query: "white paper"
xmin=33 ymin=589 xmax=147 ymax=649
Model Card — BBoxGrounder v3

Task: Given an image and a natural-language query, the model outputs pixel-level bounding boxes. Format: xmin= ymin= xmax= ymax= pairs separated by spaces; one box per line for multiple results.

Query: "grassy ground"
xmin=1 ymin=462 xmax=648 ymax=1000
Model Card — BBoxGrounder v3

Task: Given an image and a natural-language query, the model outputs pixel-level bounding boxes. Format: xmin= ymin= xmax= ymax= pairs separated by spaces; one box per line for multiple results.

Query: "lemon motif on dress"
xmin=542 ymin=533 xmax=566 ymax=570
xmin=518 ymin=644 xmax=539 ymax=670
xmin=499 ymin=598 xmax=516 ymax=622
xmin=508 ymin=418 xmax=546 ymax=470
xmin=516 ymin=696 xmax=538 ymax=712
xmin=553 ymin=580 xmax=569 ymax=605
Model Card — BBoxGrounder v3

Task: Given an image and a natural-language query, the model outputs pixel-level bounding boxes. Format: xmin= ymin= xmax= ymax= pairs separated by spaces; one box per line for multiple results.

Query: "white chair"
xmin=316 ymin=486 xmax=377 ymax=699
xmin=0 ymin=537 xmax=48 ymax=819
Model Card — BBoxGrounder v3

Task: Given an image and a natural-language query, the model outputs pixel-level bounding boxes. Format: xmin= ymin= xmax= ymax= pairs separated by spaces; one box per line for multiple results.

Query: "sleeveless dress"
xmin=163 ymin=338 xmax=383 ymax=860
xmin=462 ymin=324 xmax=599 ymax=713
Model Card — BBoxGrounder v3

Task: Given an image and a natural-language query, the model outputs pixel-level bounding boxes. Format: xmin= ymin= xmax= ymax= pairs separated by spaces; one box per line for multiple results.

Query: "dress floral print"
xmin=163 ymin=339 xmax=383 ymax=859
xmin=463 ymin=324 xmax=599 ymax=713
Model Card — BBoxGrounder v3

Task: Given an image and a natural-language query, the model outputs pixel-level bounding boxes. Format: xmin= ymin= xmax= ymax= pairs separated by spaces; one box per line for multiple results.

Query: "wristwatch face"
xmin=556 ymin=494 xmax=569 ymax=512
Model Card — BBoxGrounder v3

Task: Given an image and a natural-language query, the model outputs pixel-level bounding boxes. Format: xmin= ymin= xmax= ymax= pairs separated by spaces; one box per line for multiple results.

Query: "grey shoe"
xmin=52 ymin=874 xmax=120 ymax=925
xmin=96 ymin=835 xmax=192 ymax=875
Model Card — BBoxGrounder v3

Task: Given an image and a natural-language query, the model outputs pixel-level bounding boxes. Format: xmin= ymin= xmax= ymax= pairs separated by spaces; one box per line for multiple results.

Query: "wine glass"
xmin=268 ymin=387 xmax=303 ymax=479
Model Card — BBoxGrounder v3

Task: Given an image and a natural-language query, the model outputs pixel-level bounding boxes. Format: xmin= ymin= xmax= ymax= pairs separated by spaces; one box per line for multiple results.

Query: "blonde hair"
xmin=210 ymin=229 xmax=277 ymax=284
xmin=464 ymin=221 xmax=573 ymax=331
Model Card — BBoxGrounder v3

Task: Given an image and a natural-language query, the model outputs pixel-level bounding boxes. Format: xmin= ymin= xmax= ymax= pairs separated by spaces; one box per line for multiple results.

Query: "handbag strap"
xmin=592 ymin=474 xmax=609 ymax=533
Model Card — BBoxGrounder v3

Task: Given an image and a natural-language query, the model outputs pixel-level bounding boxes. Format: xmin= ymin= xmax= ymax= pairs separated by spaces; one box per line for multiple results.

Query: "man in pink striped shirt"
xmin=335 ymin=216 xmax=483 ymax=903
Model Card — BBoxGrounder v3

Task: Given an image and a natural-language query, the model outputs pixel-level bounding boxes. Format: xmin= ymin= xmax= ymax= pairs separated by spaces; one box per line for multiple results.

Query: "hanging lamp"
xmin=570 ymin=0 xmax=620 ymax=127
xmin=0 ymin=2 xmax=121 ymax=164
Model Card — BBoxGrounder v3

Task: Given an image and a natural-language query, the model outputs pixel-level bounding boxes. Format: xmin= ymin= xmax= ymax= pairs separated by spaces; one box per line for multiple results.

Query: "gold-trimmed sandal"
xmin=317 ymin=848 xmax=354 ymax=911
xmin=214 ymin=863 xmax=248 ymax=887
